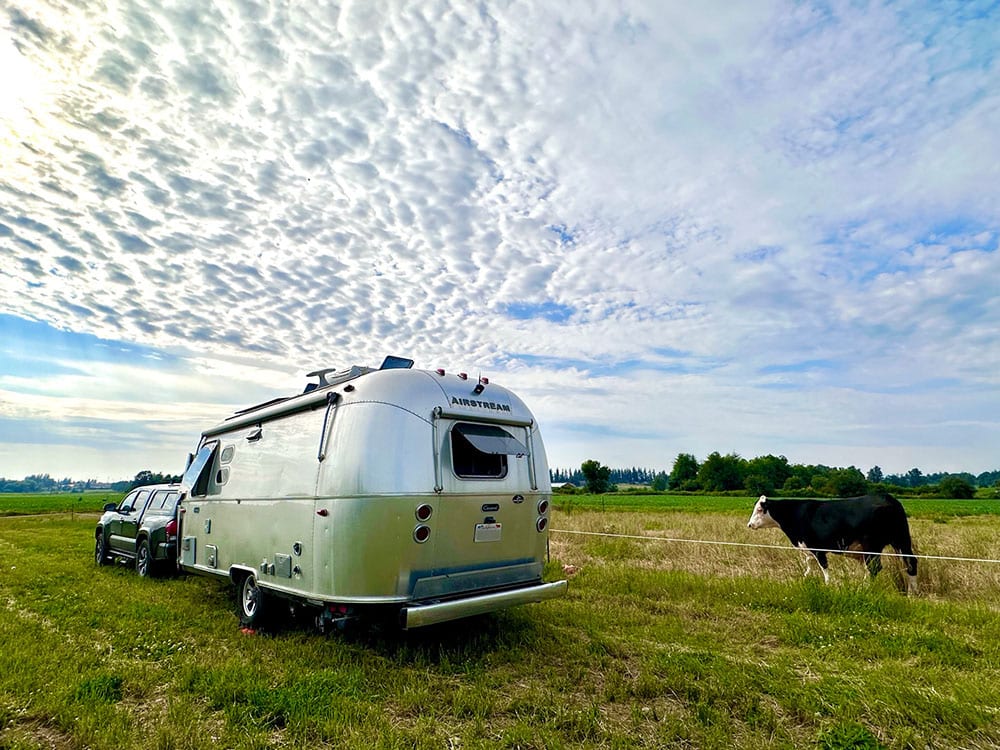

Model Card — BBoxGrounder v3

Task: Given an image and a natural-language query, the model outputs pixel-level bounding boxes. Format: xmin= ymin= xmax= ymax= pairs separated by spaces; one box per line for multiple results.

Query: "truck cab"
xmin=95 ymin=484 xmax=181 ymax=577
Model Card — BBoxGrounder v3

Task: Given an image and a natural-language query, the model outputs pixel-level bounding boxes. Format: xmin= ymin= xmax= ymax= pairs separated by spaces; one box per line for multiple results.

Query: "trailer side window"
xmin=182 ymin=441 xmax=220 ymax=497
xmin=450 ymin=423 xmax=527 ymax=479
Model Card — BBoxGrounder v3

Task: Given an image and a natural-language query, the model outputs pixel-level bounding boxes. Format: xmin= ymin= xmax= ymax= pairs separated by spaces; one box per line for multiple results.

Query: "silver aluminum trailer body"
xmin=177 ymin=364 xmax=565 ymax=628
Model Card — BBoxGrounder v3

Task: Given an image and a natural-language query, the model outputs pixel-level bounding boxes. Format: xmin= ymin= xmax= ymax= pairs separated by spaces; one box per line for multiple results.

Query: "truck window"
xmin=450 ymin=423 xmax=527 ymax=479
xmin=148 ymin=490 xmax=180 ymax=510
xmin=118 ymin=490 xmax=139 ymax=512
xmin=130 ymin=490 xmax=151 ymax=513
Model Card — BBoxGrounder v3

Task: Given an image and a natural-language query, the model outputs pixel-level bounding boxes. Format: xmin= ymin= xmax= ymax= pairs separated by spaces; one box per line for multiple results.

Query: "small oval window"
xmin=216 ymin=467 xmax=230 ymax=485
xmin=220 ymin=445 xmax=235 ymax=464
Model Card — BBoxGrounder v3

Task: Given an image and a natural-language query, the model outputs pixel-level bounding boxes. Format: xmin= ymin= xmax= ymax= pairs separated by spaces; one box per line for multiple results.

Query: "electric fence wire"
xmin=550 ymin=528 xmax=1000 ymax=565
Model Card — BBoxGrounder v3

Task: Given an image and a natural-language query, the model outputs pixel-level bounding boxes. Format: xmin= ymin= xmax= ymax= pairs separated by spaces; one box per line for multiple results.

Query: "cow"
xmin=747 ymin=493 xmax=918 ymax=593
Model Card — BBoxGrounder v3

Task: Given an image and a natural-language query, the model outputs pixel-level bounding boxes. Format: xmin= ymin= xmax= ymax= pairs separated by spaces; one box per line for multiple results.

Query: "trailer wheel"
xmin=238 ymin=574 xmax=268 ymax=628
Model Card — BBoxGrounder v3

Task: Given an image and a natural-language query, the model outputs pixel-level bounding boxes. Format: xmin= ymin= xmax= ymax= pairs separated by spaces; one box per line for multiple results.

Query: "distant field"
xmin=1 ymin=503 xmax=999 ymax=749
xmin=554 ymin=492 xmax=1000 ymax=519
xmin=0 ymin=491 xmax=123 ymax=516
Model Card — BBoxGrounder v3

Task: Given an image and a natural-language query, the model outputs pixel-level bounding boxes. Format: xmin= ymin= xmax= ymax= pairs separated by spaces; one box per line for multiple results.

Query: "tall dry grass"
xmin=550 ymin=510 xmax=1000 ymax=603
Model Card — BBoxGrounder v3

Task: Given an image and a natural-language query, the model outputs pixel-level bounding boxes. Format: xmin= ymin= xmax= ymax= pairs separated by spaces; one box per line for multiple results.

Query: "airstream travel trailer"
xmin=176 ymin=356 xmax=566 ymax=630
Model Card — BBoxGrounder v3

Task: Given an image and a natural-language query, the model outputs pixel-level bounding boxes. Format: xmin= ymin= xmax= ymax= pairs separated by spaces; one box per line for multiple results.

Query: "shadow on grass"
xmin=216 ymin=579 xmax=554 ymax=666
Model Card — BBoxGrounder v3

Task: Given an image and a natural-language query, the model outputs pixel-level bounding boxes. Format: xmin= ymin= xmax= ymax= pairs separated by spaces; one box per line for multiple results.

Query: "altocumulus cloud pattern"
xmin=0 ymin=0 xmax=998 ymax=479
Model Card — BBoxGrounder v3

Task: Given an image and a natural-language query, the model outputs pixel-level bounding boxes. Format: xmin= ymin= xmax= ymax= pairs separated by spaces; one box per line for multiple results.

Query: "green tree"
xmin=697 ymin=452 xmax=746 ymax=492
xmin=824 ymin=467 xmax=868 ymax=497
xmin=668 ymin=453 xmax=699 ymax=490
xmin=939 ymin=476 xmax=975 ymax=499
xmin=867 ymin=465 xmax=883 ymax=484
xmin=743 ymin=454 xmax=792 ymax=495
xmin=651 ymin=472 xmax=669 ymax=492
xmin=580 ymin=460 xmax=612 ymax=494
xmin=781 ymin=475 xmax=805 ymax=493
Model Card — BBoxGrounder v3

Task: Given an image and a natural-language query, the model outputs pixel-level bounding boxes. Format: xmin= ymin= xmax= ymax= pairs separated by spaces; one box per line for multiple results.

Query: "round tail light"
xmin=413 ymin=525 xmax=431 ymax=543
xmin=537 ymin=499 xmax=549 ymax=515
xmin=536 ymin=517 xmax=548 ymax=532
xmin=415 ymin=504 xmax=433 ymax=522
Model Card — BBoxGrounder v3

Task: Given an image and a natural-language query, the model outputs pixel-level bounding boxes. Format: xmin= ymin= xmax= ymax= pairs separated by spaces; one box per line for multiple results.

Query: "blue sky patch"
xmin=549 ymin=420 xmax=669 ymax=441
xmin=758 ymin=359 xmax=839 ymax=375
xmin=504 ymin=302 xmax=575 ymax=323
xmin=0 ymin=314 xmax=180 ymax=375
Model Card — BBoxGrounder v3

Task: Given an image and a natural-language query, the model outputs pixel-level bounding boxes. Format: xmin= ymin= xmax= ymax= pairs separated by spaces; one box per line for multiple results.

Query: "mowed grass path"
xmin=1 ymin=502 xmax=999 ymax=748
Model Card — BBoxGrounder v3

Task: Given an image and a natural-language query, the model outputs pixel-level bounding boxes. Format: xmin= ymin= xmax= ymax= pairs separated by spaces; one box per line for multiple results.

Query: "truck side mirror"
xmin=103 ymin=502 xmax=117 ymax=512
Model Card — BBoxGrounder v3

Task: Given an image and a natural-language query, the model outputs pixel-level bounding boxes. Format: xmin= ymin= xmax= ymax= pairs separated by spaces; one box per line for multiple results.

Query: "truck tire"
xmin=136 ymin=539 xmax=154 ymax=578
xmin=238 ymin=574 xmax=268 ymax=628
xmin=95 ymin=534 xmax=110 ymax=566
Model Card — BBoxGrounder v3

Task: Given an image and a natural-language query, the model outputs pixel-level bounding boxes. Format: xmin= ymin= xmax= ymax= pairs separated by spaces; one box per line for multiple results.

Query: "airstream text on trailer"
xmin=176 ymin=356 xmax=566 ymax=629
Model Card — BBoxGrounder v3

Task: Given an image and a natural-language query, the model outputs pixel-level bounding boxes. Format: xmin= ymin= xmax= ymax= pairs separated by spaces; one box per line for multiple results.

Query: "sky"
xmin=1 ymin=0 xmax=998 ymax=482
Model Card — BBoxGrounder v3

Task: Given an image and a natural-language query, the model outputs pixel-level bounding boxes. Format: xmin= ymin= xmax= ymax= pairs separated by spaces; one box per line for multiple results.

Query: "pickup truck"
xmin=95 ymin=484 xmax=181 ymax=577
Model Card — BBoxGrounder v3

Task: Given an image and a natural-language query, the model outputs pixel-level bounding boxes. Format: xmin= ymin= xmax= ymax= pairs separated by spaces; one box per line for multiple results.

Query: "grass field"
xmin=0 ymin=491 xmax=121 ymax=517
xmin=1 ymin=501 xmax=999 ymax=748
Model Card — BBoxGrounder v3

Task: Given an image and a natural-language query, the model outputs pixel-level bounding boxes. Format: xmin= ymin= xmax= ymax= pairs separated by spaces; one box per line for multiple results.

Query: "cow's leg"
xmin=847 ymin=543 xmax=871 ymax=581
xmin=864 ymin=551 xmax=882 ymax=579
xmin=893 ymin=543 xmax=919 ymax=594
xmin=798 ymin=543 xmax=829 ymax=583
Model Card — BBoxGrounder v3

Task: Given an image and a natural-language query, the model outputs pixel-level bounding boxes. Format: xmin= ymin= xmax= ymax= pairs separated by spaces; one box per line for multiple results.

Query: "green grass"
xmin=1 ymin=509 xmax=999 ymax=749
xmin=0 ymin=491 xmax=122 ymax=516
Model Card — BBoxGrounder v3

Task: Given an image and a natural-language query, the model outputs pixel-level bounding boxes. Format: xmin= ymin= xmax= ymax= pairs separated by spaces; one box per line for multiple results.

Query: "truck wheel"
xmin=239 ymin=574 xmax=268 ymax=628
xmin=95 ymin=534 xmax=110 ymax=566
xmin=136 ymin=539 xmax=154 ymax=578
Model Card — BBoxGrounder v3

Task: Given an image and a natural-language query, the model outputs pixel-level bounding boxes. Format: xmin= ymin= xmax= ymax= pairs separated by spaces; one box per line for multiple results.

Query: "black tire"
xmin=95 ymin=534 xmax=110 ymax=566
xmin=136 ymin=539 xmax=154 ymax=578
xmin=238 ymin=574 xmax=268 ymax=628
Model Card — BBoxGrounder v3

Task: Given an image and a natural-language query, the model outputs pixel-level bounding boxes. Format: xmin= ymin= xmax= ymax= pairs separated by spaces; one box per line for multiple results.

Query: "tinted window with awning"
xmin=454 ymin=423 xmax=527 ymax=455
xmin=451 ymin=423 xmax=526 ymax=478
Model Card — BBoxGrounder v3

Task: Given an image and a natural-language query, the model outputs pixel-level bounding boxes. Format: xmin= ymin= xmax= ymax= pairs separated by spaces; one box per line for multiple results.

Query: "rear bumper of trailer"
xmin=400 ymin=579 xmax=568 ymax=629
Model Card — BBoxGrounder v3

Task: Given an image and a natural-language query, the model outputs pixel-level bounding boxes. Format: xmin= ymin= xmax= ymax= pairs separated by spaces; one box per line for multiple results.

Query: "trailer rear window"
xmin=451 ymin=423 xmax=526 ymax=479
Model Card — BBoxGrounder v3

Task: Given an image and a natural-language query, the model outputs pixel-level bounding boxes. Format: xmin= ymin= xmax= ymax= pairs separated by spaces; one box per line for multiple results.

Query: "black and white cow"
xmin=747 ymin=493 xmax=918 ymax=593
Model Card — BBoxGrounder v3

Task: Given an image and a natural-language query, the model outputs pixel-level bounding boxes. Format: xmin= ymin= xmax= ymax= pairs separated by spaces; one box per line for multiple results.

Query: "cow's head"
xmin=747 ymin=495 xmax=779 ymax=529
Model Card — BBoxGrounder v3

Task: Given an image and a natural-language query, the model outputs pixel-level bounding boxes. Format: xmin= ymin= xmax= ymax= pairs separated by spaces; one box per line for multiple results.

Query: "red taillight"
xmin=415 ymin=504 xmax=433 ymax=522
xmin=413 ymin=525 xmax=431 ymax=543
xmin=536 ymin=517 xmax=548 ymax=532
xmin=537 ymin=499 xmax=549 ymax=515
xmin=165 ymin=519 xmax=177 ymax=536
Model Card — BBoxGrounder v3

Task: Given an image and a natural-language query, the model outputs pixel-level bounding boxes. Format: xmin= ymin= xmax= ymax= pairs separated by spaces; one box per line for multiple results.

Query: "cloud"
xmin=0 ymin=0 xmax=998 ymax=478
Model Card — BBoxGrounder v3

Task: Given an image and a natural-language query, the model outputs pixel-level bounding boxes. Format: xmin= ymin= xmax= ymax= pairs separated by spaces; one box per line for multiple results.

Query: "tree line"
xmin=0 ymin=470 xmax=182 ymax=494
xmin=554 ymin=453 xmax=1000 ymax=499
xmin=2 ymin=458 xmax=998 ymax=498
